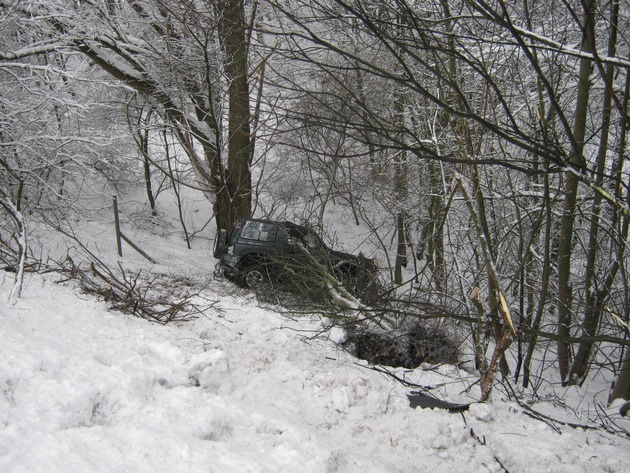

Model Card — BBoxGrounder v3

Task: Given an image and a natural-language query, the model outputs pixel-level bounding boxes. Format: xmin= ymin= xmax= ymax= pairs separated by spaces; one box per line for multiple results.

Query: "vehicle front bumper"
xmin=215 ymin=255 xmax=241 ymax=279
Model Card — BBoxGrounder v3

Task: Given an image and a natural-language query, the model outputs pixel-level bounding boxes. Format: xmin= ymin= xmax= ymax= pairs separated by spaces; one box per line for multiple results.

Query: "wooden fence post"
xmin=112 ymin=195 xmax=156 ymax=263
xmin=113 ymin=195 xmax=123 ymax=258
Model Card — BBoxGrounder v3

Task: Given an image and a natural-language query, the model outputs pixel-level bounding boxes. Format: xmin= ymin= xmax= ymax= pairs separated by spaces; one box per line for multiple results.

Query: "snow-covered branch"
xmin=0 ymin=41 xmax=66 ymax=61
xmin=0 ymin=193 xmax=27 ymax=303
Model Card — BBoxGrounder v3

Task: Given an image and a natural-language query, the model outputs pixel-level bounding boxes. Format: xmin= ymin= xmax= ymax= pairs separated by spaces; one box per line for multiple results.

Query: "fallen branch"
xmin=500 ymin=379 xmax=605 ymax=434
xmin=61 ymin=256 xmax=207 ymax=323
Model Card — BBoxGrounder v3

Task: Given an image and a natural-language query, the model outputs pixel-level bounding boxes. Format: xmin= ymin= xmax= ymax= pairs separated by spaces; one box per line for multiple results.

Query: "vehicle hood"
xmin=329 ymin=249 xmax=358 ymax=264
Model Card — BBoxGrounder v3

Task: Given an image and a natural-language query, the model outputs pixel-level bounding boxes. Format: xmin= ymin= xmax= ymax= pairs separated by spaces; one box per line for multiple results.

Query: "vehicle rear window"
xmin=240 ymin=221 xmax=277 ymax=242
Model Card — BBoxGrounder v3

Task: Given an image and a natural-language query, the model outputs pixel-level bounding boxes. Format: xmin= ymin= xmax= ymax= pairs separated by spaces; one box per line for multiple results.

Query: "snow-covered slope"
xmin=2 ymin=266 xmax=630 ymax=473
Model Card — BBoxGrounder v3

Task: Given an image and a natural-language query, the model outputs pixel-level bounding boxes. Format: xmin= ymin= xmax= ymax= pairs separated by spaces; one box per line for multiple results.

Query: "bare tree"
xmin=264 ymin=0 xmax=630 ymax=399
xmin=0 ymin=3 xmax=141 ymax=264
xmin=566 ymin=0 xmax=623 ymax=386
xmin=1 ymin=0 xmax=255 ymax=231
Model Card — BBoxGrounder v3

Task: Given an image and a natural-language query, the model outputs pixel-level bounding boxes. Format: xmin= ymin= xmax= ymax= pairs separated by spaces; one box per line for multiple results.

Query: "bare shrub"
xmin=57 ymin=256 xmax=211 ymax=324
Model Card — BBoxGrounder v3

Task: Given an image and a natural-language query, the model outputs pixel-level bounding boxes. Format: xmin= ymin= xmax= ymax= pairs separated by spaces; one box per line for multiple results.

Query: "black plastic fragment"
xmin=407 ymin=391 xmax=471 ymax=412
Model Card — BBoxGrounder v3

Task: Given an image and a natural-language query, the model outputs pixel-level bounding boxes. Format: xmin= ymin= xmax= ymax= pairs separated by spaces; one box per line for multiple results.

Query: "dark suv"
xmin=213 ymin=218 xmax=371 ymax=294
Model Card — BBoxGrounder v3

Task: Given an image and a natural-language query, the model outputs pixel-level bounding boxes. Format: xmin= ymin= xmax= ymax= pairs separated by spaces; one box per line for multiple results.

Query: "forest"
xmin=1 ymin=0 xmax=630 ymax=409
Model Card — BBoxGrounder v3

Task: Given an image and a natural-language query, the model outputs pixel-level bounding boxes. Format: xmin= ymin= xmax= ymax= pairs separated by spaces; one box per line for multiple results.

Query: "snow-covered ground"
xmin=2 ymin=214 xmax=630 ymax=472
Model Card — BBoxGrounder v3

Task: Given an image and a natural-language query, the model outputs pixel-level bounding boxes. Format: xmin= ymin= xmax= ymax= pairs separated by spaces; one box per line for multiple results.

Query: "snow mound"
xmin=1 ymin=271 xmax=630 ymax=472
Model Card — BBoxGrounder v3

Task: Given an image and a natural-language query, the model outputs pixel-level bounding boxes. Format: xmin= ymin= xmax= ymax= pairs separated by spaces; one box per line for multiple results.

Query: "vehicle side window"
xmin=240 ymin=221 xmax=277 ymax=242
xmin=229 ymin=220 xmax=244 ymax=242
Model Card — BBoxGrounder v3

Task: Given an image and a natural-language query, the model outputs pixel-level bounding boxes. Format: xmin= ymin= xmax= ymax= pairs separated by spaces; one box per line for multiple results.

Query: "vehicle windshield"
xmin=240 ymin=221 xmax=278 ymax=242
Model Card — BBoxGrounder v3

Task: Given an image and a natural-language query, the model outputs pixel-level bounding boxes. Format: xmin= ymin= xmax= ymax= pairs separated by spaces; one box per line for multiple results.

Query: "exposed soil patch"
xmin=346 ymin=323 xmax=460 ymax=369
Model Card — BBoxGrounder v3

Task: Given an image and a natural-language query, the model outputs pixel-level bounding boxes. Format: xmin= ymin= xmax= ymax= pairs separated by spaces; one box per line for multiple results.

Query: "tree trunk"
xmin=557 ymin=0 xmax=595 ymax=383
xmin=393 ymin=15 xmax=408 ymax=285
xmin=425 ymin=159 xmax=446 ymax=293
xmin=610 ymin=348 xmax=630 ymax=403
xmin=1 ymin=194 xmax=27 ymax=303
xmin=609 ymin=11 xmax=630 ymax=404
xmin=523 ymin=173 xmax=553 ymax=388
xmin=138 ymin=111 xmax=157 ymax=216
xmin=216 ymin=0 xmax=253 ymax=231
xmin=567 ymin=0 xmax=619 ymax=385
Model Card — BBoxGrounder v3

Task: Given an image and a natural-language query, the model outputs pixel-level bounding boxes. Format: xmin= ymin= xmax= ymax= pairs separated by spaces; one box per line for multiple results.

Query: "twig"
xmin=501 ymin=379 xmax=602 ymax=433
xmin=354 ymin=362 xmax=442 ymax=391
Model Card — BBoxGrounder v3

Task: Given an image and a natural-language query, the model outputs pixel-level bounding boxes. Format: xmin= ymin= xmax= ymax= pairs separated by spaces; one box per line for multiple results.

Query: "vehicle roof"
xmin=236 ymin=217 xmax=311 ymax=232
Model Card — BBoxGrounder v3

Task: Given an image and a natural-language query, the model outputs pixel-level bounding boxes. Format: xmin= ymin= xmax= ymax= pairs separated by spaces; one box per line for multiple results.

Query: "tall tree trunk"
xmin=557 ymin=0 xmax=595 ymax=382
xmin=393 ymin=104 xmax=408 ymax=284
xmin=393 ymin=13 xmax=408 ymax=285
xmin=568 ymin=0 xmax=619 ymax=385
xmin=520 ymin=0 xmax=554 ymax=388
xmin=427 ymin=159 xmax=446 ymax=292
xmin=216 ymin=0 xmax=253 ymax=231
xmin=607 ymin=66 xmax=630 ymax=402
xmin=523 ymin=172 xmax=553 ymax=388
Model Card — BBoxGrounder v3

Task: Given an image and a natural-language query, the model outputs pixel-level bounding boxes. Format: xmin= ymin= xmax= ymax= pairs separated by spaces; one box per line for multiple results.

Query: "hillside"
xmin=2 ymin=216 xmax=630 ymax=472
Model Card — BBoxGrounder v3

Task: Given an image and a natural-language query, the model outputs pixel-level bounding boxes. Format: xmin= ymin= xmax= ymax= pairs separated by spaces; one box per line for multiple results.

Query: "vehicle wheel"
xmin=243 ymin=267 xmax=266 ymax=289
xmin=213 ymin=229 xmax=228 ymax=259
